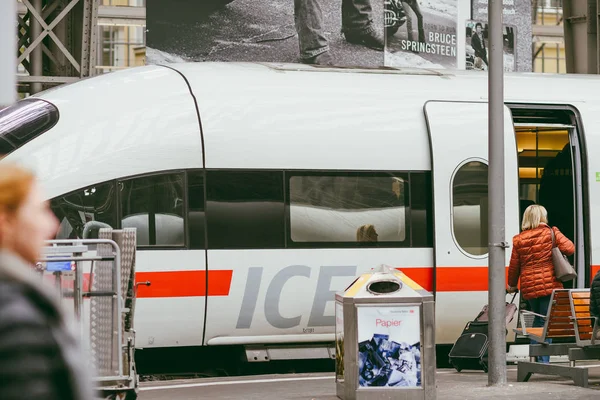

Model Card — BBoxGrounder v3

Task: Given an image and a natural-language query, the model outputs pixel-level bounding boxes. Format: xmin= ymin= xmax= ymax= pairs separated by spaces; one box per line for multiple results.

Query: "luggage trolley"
xmin=38 ymin=228 xmax=140 ymax=400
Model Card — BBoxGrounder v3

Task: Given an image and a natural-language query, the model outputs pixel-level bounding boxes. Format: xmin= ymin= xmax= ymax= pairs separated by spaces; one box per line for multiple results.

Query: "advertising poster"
xmin=335 ymin=301 xmax=345 ymax=383
xmin=465 ymin=20 xmax=515 ymax=72
xmin=385 ymin=0 xmax=458 ymax=69
xmin=357 ymin=305 xmax=421 ymax=387
xmin=471 ymin=0 xmax=531 ymax=72
xmin=146 ymin=0 xmax=384 ymax=68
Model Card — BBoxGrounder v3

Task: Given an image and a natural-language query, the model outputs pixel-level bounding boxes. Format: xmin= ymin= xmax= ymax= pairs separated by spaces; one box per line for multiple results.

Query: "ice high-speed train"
xmin=1 ymin=62 xmax=599 ymax=362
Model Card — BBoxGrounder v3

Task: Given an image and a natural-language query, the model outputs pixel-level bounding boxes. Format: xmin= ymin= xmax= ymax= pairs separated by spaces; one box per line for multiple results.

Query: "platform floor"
xmin=138 ymin=366 xmax=600 ymax=400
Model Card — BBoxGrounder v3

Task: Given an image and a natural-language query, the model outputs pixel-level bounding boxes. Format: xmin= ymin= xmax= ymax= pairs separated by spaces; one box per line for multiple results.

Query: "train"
xmin=1 ymin=61 xmax=599 ymax=363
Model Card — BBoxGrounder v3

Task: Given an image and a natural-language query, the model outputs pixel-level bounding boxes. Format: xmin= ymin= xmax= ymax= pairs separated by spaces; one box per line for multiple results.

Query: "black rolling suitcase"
xmin=448 ymin=292 xmax=518 ymax=373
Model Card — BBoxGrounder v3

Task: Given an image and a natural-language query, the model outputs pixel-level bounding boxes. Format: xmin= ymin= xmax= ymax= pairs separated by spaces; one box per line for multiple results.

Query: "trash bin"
xmin=335 ymin=265 xmax=436 ymax=400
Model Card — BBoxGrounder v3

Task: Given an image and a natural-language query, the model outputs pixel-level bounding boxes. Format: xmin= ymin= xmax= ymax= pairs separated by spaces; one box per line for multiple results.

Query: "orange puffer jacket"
xmin=508 ymin=223 xmax=575 ymax=300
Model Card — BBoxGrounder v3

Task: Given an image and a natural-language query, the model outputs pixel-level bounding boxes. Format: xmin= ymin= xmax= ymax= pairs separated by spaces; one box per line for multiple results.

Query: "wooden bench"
xmin=517 ymin=289 xmax=600 ymax=388
xmin=513 ymin=289 xmax=576 ymax=346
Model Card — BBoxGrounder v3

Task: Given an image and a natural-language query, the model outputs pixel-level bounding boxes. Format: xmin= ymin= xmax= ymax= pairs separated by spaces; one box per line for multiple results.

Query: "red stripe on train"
xmin=46 ymin=270 xmax=233 ymax=298
xmin=51 ymin=264 xmax=600 ymax=299
xmin=135 ymin=270 xmax=233 ymax=298
xmin=591 ymin=265 xmax=600 ymax=282
xmin=131 ymin=266 xmax=503 ymax=298
xmin=399 ymin=266 xmax=509 ymax=293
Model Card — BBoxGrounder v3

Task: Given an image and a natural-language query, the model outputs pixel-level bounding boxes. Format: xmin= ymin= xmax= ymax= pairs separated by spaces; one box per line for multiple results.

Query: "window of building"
xmin=51 ymin=181 xmax=118 ymax=240
xmin=120 ymin=173 xmax=185 ymax=247
xmin=206 ymin=170 xmax=285 ymax=249
xmin=96 ymin=0 xmax=146 ymax=74
xmin=288 ymin=173 xmax=409 ymax=245
xmin=97 ymin=25 xmax=145 ymax=74
xmin=452 ymin=161 xmax=488 ymax=256
xmin=187 ymin=170 xmax=205 ymax=250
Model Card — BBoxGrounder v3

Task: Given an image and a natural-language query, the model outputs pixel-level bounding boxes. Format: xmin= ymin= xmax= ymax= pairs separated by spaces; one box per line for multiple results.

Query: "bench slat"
xmin=573 ymin=300 xmax=590 ymax=306
xmin=572 ymin=292 xmax=591 ymax=299
xmin=547 ymin=323 xmax=575 ymax=330
xmin=514 ymin=327 xmax=544 ymax=337
xmin=548 ymin=310 xmax=574 ymax=316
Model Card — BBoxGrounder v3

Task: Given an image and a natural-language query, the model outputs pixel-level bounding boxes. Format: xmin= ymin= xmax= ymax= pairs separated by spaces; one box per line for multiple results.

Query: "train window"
xmin=206 ymin=170 xmax=285 ymax=249
xmin=410 ymin=172 xmax=433 ymax=247
xmin=119 ymin=173 xmax=185 ymax=247
xmin=0 ymin=99 xmax=59 ymax=157
xmin=50 ymin=181 xmax=118 ymax=240
xmin=452 ymin=161 xmax=488 ymax=256
xmin=288 ymin=173 xmax=408 ymax=245
xmin=187 ymin=170 xmax=205 ymax=249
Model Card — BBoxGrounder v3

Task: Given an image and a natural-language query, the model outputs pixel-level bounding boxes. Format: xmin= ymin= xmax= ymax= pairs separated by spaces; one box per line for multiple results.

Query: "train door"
xmin=509 ymin=106 xmax=588 ymax=289
xmin=424 ymin=101 xmax=520 ymax=343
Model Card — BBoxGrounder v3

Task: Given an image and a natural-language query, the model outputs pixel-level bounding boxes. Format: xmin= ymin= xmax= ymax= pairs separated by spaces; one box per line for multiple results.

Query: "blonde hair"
xmin=521 ymin=204 xmax=548 ymax=231
xmin=357 ymin=224 xmax=378 ymax=242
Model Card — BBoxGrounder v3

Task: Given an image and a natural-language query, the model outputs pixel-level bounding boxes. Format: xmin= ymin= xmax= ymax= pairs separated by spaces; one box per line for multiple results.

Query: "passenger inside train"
xmin=357 ymin=224 xmax=378 ymax=242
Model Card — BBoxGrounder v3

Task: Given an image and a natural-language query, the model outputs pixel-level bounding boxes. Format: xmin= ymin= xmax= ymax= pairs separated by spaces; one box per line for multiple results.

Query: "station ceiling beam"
xmin=563 ymin=0 xmax=599 ymax=74
xmin=16 ymin=1 xmax=145 ymax=95
xmin=16 ymin=0 xmax=99 ymax=94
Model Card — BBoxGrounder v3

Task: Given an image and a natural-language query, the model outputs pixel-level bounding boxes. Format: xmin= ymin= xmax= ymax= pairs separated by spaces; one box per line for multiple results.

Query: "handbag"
xmin=549 ymin=227 xmax=577 ymax=282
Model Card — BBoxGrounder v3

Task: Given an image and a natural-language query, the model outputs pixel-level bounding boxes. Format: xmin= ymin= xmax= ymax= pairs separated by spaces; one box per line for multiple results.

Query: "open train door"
xmin=424 ymin=101 xmax=520 ymax=344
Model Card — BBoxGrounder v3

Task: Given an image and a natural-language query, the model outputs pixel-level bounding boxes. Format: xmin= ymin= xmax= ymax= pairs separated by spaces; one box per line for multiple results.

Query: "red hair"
xmin=0 ymin=163 xmax=36 ymax=214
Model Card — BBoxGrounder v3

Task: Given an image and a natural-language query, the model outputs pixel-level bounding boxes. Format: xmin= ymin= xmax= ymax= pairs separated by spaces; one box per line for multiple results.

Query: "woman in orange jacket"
xmin=507 ymin=204 xmax=574 ymax=363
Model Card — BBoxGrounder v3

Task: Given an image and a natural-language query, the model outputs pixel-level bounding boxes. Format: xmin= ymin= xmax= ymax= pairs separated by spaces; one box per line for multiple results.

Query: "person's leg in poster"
xmin=481 ymin=48 xmax=489 ymax=66
xmin=402 ymin=0 xmax=425 ymax=43
xmin=294 ymin=0 xmax=333 ymax=64
xmin=341 ymin=0 xmax=384 ymax=50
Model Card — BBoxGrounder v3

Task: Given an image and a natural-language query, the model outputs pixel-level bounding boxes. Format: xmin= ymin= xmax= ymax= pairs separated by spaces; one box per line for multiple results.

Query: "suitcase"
xmin=448 ymin=292 xmax=518 ymax=373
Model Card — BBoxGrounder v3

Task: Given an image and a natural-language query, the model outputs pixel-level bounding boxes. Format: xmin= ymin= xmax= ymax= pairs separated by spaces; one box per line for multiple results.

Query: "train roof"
xmin=5 ymin=62 xmax=600 ymax=199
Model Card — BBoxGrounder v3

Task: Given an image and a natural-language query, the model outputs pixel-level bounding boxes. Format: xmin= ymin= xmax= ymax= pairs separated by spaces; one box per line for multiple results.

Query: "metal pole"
xmin=587 ymin=0 xmax=598 ymax=74
xmin=74 ymin=252 xmax=82 ymax=320
xmin=30 ymin=0 xmax=43 ymax=94
xmin=0 ymin=1 xmax=16 ymax=108
xmin=488 ymin=0 xmax=507 ymax=386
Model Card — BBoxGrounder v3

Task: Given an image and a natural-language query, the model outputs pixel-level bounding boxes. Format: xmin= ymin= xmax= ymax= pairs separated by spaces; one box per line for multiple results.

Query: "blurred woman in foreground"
xmin=0 ymin=163 xmax=94 ymax=400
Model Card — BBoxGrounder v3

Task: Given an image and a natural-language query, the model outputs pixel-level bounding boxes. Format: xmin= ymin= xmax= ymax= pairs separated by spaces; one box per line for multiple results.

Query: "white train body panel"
xmin=10 ymin=66 xmax=204 ymax=199
xmin=3 ymin=62 xmax=600 ymax=349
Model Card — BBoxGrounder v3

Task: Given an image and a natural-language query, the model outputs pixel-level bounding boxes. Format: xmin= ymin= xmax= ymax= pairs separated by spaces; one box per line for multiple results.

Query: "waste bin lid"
xmin=338 ymin=264 xmax=432 ymax=300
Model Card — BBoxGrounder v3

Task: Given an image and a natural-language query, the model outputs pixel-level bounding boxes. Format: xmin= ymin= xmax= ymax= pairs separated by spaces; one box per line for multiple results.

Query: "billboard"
xmin=146 ymin=0 xmax=385 ymax=68
xmin=385 ymin=0 xmax=458 ymax=69
xmin=465 ymin=20 xmax=516 ymax=72
xmin=146 ymin=0 xmax=532 ymax=72
xmin=471 ymin=0 xmax=532 ymax=72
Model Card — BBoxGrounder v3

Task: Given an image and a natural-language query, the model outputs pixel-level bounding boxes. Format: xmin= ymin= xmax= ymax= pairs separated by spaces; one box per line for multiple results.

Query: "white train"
xmin=1 ymin=62 xmax=599 ymax=361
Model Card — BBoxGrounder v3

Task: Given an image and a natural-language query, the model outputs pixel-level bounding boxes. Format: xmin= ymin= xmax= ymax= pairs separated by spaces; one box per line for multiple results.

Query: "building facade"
xmin=532 ymin=0 xmax=566 ymax=73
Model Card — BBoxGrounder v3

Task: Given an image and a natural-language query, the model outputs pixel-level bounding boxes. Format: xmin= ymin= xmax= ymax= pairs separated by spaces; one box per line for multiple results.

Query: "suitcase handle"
xmin=506 ymin=289 xmax=519 ymax=304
